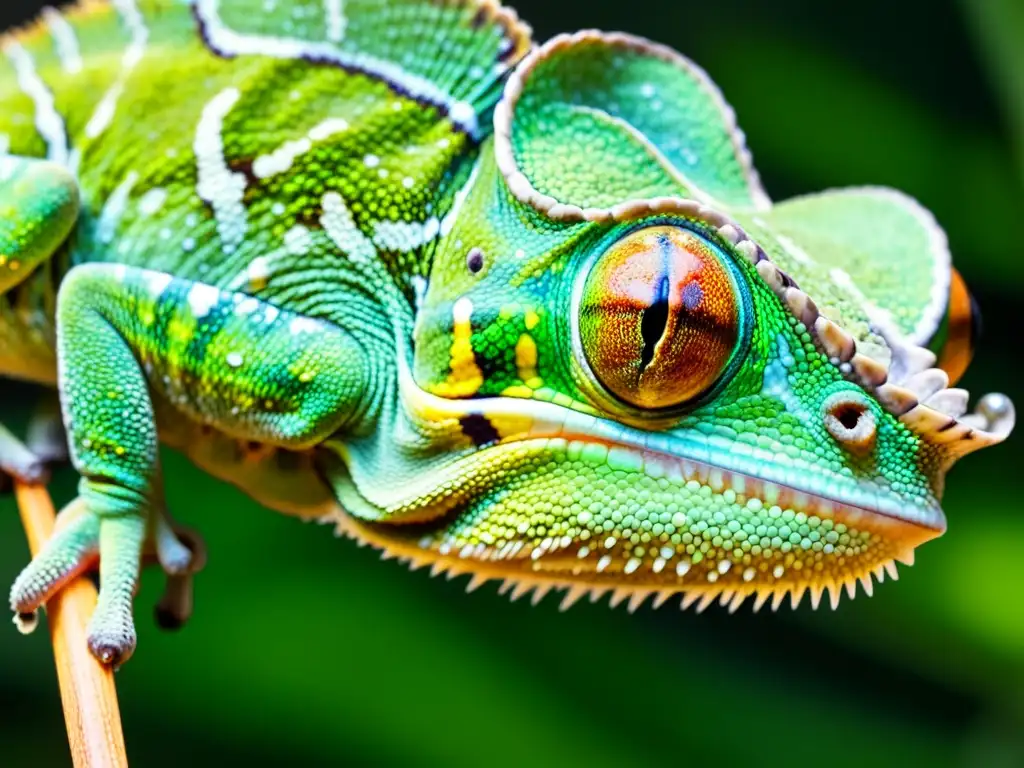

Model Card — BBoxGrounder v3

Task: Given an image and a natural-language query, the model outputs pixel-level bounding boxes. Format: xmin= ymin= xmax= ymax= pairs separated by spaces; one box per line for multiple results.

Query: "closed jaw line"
xmin=396 ymin=355 xmax=946 ymax=532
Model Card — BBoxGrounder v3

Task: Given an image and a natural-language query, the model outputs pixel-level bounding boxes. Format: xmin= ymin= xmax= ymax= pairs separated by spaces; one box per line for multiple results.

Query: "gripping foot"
xmin=0 ymin=401 xmax=69 ymax=489
xmin=0 ymin=423 xmax=49 ymax=486
xmin=154 ymin=524 xmax=207 ymax=631
xmin=9 ymin=496 xmax=200 ymax=667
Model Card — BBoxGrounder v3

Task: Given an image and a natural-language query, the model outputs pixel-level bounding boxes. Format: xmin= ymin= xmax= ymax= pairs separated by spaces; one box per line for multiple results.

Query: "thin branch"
xmin=15 ymin=482 xmax=128 ymax=768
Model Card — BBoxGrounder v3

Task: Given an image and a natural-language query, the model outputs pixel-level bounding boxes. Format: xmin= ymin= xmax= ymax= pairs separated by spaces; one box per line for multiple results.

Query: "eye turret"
xmin=578 ymin=226 xmax=743 ymax=410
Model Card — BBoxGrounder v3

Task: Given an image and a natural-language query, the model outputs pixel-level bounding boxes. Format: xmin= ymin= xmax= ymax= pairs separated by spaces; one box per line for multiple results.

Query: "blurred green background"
xmin=1 ymin=0 xmax=1022 ymax=765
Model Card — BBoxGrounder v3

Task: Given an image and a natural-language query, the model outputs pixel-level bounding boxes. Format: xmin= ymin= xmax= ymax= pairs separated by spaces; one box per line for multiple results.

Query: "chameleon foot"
xmin=9 ymin=496 xmax=198 ymax=666
xmin=154 ymin=524 xmax=207 ymax=631
xmin=0 ymin=401 xmax=69 ymax=489
xmin=0 ymin=422 xmax=49 ymax=487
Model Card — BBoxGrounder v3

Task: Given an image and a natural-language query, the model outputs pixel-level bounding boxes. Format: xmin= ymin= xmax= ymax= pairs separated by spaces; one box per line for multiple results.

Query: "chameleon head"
xmin=327 ymin=31 xmax=1015 ymax=609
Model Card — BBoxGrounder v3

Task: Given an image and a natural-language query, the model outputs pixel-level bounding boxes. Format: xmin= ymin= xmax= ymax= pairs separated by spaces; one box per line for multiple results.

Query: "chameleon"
xmin=0 ymin=0 xmax=1014 ymax=668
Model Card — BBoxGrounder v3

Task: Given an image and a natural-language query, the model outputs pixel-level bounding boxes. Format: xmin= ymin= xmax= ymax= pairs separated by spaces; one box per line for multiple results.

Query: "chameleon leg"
xmin=0 ymin=156 xmax=78 ymax=482
xmin=11 ymin=266 xmax=182 ymax=664
xmin=11 ymin=263 xmax=371 ymax=664
xmin=0 ymin=155 xmax=78 ymax=293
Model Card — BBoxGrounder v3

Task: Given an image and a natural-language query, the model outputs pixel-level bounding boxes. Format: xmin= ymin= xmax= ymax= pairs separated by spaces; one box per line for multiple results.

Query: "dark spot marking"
xmin=460 ymin=414 xmax=500 ymax=447
xmin=938 ymin=419 xmax=958 ymax=432
xmin=466 ymin=247 xmax=485 ymax=274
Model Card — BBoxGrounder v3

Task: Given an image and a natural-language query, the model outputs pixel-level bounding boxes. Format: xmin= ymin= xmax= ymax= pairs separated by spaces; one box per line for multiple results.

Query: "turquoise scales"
xmin=0 ymin=0 xmax=1014 ymax=666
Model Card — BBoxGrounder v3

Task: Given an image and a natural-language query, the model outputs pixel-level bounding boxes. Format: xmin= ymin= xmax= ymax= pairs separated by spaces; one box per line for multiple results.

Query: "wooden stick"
xmin=15 ymin=482 xmax=129 ymax=768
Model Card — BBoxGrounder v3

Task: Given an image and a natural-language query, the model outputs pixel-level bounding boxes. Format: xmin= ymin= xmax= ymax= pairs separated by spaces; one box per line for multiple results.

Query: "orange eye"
xmin=578 ymin=226 xmax=743 ymax=410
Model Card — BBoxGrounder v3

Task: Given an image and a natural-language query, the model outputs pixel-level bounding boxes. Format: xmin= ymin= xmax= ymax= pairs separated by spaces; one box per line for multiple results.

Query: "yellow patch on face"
xmin=487 ymin=412 xmax=535 ymax=439
xmin=430 ymin=297 xmax=484 ymax=398
xmin=501 ymin=384 xmax=535 ymax=399
xmin=515 ymin=333 xmax=542 ymax=390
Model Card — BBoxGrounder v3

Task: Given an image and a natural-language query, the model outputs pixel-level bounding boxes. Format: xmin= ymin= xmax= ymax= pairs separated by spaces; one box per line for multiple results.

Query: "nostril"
xmin=466 ymin=248 xmax=485 ymax=274
xmin=823 ymin=392 xmax=876 ymax=454
xmin=836 ymin=405 xmax=862 ymax=430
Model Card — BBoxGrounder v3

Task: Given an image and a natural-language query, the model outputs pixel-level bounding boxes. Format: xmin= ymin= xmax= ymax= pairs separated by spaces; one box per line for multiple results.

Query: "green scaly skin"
xmin=0 ymin=1 xmax=1014 ymax=666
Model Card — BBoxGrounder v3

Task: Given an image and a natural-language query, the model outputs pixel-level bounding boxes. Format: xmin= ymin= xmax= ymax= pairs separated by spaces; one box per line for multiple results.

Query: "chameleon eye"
xmin=578 ymin=226 xmax=743 ymax=410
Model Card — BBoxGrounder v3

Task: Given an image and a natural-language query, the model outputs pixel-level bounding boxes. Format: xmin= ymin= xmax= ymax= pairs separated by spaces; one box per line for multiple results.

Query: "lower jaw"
xmin=325 ymin=437 xmax=945 ymax=611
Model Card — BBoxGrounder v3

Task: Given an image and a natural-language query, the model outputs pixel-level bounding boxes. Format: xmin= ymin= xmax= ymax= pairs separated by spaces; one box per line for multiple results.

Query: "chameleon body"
xmin=0 ymin=0 xmax=1014 ymax=665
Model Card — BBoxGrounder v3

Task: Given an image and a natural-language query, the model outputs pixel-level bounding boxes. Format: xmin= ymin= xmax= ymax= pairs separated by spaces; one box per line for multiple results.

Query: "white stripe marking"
xmin=324 ymin=0 xmax=346 ymax=43
xmin=253 ymin=138 xmax=312 ymax=180
xmin=85 ymin=0 xmax=149 ymax=140
xmin=114 ymin=0 xmax=149 ymax=69
xmin=85 ymin=82 xmax=125 ymax=140
xmin=2 ymin=42 xmax=68 ymax=164
xmin=187 ymin=282 xmax=221 ymax=318
xmin=194 ymin=88 xmax=248 ymax=254
xmin=42 ymin=7 xmax=83 ymax=74
xmin=283 ymin=224 xmax=312 ymax=255
xmin=0 ymin=157 xmax=18 ymax=183
xmin=307 ymin=117 xmax=350 ymax=141
xmin=439 ymin=158 xmax=480 ymax=237
xmin=138 ymin=187 xmax=168 ymax=216
xmin=320 ymin=192 xmax=376 ymax=265
xmin=373 ymin=218 xmax=440 ymax=253
xmin=195 ymin=0 xmax=479 ymax=136
xmin=145 ymin=271 xmax=173 ymax=297
xmin=289 ymin=316 xmax=321 ymax=335
xmin=97 ymin=171 xmax=139 ymax=245
xmin=252 ymin=117 xmax=349 ymax=179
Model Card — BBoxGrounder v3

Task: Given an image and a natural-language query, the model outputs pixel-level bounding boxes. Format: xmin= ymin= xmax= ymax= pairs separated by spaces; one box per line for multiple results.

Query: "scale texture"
xmin=0 ymin=0 xmax=1014 ymax=665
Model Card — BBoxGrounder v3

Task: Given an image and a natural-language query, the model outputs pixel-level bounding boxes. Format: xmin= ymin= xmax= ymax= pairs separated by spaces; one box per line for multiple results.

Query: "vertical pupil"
xmin=639 ymin=273 xmax=669 ymax=372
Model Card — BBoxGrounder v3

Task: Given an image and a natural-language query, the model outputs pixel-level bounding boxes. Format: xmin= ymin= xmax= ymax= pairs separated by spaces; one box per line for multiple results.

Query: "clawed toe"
xmin=13 ymin=610 xmax=39 ymax=634
xmin=0 ymin=424 xmax=53 ymax=487
xmin=0 ymin=456 xmax=49 ymax=486
xmin=87 ymin=627 xmax=136 ymax=668
xmin=9 ymin=504 xmax=99 ymax=615
xmin=154 ymin=525 xmax=207 ymax=632
xmin=10 ymin=495 xmax=208 ymax=664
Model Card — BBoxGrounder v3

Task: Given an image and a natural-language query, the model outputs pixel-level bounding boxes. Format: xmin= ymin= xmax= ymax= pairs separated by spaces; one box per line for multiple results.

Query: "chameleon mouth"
xmin=395 ymin=352 xmax=947 ymax=532
xmin=330 ymin=435 xmax=939 ymax=612
xmin=322 ymin=359 xmax=945 ymax=612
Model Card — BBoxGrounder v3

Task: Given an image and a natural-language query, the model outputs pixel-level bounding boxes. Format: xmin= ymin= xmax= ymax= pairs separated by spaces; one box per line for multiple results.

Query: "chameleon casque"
xmin=0 ymin=0 xmax=1015 ymax=667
